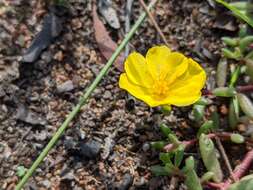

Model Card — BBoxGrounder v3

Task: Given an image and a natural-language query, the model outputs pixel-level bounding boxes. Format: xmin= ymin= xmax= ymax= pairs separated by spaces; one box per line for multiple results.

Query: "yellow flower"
xmin=119 ymin=46 xmax=206 ymax=107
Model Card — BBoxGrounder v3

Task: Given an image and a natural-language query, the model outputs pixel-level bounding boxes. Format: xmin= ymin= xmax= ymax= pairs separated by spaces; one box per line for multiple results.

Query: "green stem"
xmin=15 ymin=1 xmax=158 ymax=189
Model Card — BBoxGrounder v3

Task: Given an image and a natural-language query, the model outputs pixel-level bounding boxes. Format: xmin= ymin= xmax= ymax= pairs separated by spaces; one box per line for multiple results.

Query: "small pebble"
xmin=57 ymin=80 xmax=74 ymax=93
xmin=142 ymin=142 xmax=150 ymax=152
xmin=237 ymin=124 xmax=246 ymax=132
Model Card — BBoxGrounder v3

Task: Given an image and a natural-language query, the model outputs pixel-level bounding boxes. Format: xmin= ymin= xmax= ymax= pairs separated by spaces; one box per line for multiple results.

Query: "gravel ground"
xmin=0 ymin=0 xmax=246 ymax=189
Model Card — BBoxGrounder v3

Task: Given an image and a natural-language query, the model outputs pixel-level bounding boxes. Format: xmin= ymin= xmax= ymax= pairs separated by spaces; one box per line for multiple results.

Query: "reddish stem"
xmin=206 ymin=182 xmax=224 ymax=189
xmin=220 ymin=148 xmax=253 ymax=190
xmin=237 ymin=85 xmax=253 ymax=93
xmin=206 ymin=149 xmax=253 ymax=190
xmin=163 ymin=133 xmax=230 ymax=152
xmin=164 ymin=133 xmax=253 ymax=189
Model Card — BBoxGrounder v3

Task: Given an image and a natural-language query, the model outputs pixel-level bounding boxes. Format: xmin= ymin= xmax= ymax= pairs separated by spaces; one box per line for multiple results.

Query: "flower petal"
xmin=165 ymin=58 xmax=206 ymax=106
xmin=119 ymin=73 xmax=159 ymax=107
xmin=124 ymin=52 xmax=153 ymax=88
xmin=146 ymin=46 xmax=186 ymax=80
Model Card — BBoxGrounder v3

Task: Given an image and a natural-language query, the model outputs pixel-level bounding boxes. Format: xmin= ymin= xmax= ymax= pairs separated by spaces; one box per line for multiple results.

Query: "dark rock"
xmin=16 ymin=104 xmax=47 ymax=125
xmin=22 ymin=6 xmax=64 ymax=63
xmin=78 ymin=140 xmax=101 ymax=160
xmin=117 ymin=173 xmax=134 ymax=190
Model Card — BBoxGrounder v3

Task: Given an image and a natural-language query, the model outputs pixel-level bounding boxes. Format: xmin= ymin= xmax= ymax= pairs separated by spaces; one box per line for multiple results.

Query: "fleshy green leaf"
xmin=217 ymin=58 xmax=228 ymax=87
xmin=237 ymin=93 xmax=253 ymax=119
xmin=215 ymin=0 xmax=253 ymax=28
xmin=174 ymin=145 xmax=184 ymax=167
xmin=151 ymin=141 xmax=167 ymax=150
xmin=199 ymin=134 xmax=223 ymax=182
xmin=228 ymin=174 xmax=253 ymax=190
xmin=245 ymin=59 xmax=253 ymax=80
xmin=211 ymin=108 xmax=220 ymax=129
xmin=160 ymin=123 xmax=172 ymax=137
xmin=150 ymin=165 xmax=172 ymax=176
xmin=159 ymin=152 xmax=173 ymax=165
xmin=184 ymin=156 xmax=203 ymax=190
xmin=168 ymin=134 xmax=180 ymax=146
xmin=222 ymin=37 xmax=238 ymax=47
xmin=200 ymin=172 xmax=215 ymax=183
xmin=212 ymin=87 xmax=236 ymax=97
xmin=246 ymin=51 xmax=253 ymax=60
xmin=230 ymin=134 xmax=245 ymax=144
xmin=197 ymin=121 xmax=214 ymax=138
xmin=230 ymin=66 xmax=241 ymax=87
xmin=229 ymin=98 xmax=239 ymax=129
xmin=195 ymin=97 xmax=212 ymax=106
xmin=161 ymin=105 xmax=172 ymax=115
xmin=239 ymin=25 xmax=248 ymax=38
xmin=222 ymin=48 xmax=241 ymax=60
xmin=16 ymin=166 xmax=27 ymax=178
xmin=229 ymin=2 xmax=247 ymax=10
xmin=239 ymin=36 xmax=253 ymax=53
xmin=193 ymin=104 xmax=205 ymax=123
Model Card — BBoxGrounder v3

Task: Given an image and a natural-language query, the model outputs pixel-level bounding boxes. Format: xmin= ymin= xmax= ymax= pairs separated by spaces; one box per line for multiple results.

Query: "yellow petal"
xmin=146 ymin=46 xmax=186 ymax=80
xmin=119 ymin=73 xmax=160 ymax=107
xmin=165 ymin=55 xmax=189 ymax=85
xmin=165 ymin=58 xmax=206 ymax=106
xmin=124 ymin=52 xmax=153 ymax=88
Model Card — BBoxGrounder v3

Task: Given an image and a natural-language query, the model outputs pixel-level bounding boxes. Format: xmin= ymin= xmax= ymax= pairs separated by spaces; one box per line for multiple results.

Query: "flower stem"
xmin=15 ymin=1 xmax=158 ymax=189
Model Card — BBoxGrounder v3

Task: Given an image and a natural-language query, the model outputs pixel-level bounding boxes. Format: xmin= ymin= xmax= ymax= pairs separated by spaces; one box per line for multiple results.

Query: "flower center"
xmin=152 ymin=80 xmax=169 ymax=99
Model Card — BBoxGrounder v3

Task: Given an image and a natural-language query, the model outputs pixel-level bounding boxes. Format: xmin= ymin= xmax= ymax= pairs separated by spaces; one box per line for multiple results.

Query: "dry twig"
xmin=138 ymin=0 xmax=170 ymax=47
xmin=215 ymin=137 xmax=236 ymax=182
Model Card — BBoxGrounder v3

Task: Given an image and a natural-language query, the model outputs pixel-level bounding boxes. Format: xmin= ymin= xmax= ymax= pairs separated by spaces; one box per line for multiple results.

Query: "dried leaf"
xmin=93 ymin=5 xmax=124 ymax=71
xmin=98 ymin=0 xmax=120 ymax=29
